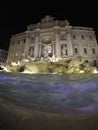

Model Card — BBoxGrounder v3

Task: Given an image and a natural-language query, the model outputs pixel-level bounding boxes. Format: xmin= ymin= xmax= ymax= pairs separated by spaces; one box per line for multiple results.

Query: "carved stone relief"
xmin=41 ymin=45 xmax=53 ymax=58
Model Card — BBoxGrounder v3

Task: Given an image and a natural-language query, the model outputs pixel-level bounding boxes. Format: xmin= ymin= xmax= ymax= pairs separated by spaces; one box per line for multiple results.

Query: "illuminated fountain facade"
xmin=7 ymin=15 xmax=98 ymax=66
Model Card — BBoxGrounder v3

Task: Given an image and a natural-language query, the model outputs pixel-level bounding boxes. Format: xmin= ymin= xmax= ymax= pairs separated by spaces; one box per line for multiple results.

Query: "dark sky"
xmin=0 ymin=1 xmax=98 ymax=51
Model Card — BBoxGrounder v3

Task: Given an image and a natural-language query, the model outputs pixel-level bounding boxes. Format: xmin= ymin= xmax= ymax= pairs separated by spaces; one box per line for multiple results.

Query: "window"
xmin=18 ymin=40 xmax=20 ymax=44
xmin=74 ymin=48 xmax=78 ymax=53
xmin=84 ymin=48 xmax=87 ymax=53
xmin=89 ymin=35 xmax=92 ymax=40
xmin=94 ymin=60 xmax=97 ymax=66
xmin=11 ymin=42 xmax=14 ymax=45
xmin=85 ymin=60 xmax=88 ymax=63
xmin=66 ymin=50 xmax=68 ymax=55
xmin=24 ymin=39 xmax=26 ymax=43
xmin=92 ymin=48 xmax=95 ymax=54
xmin=81 ymin=35 xmax=84 ymax=39
xmin=73 ymin=34 xmax=76 ymax=39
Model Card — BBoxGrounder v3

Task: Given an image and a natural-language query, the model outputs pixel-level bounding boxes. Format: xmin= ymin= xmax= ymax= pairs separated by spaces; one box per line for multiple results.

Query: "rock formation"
xmin=1 ymin=56 xmax=97 ymax=74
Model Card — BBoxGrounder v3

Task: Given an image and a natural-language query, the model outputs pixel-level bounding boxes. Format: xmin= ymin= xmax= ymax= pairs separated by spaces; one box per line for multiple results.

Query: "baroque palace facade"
xmin=7 ymin=15 xmax=98 ymax=66
xmin=0 ymin=49 xmax=7 ymax=65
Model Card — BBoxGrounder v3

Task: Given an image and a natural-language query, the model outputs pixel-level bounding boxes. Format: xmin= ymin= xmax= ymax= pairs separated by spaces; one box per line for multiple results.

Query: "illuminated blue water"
xmin=0 ymin=72 xmax=98 ymax=115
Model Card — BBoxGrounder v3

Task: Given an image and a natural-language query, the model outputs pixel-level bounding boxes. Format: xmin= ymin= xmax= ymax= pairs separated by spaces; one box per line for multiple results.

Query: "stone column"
xmin=39 ymin=44 xmax=41 ymax=58
xmin=54 ymin=26 xmax=61 ymax=57
xmin=24 ymin=36 xmax=31 ymax=59
xmin=34 ymin=29 xmax=40 ymax=58
xmin=52 ymin=44 xmax=54 ymax=56
xmin=66 ymin=26 xmax=73 ymax=57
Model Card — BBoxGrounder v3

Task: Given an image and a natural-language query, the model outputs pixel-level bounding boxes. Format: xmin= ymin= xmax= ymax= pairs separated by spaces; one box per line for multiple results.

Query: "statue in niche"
xmin=42 ymin=45 xmax=52 ymax=58
xmin=47 ymin=45 xmax=52 ymax=53
xmin=28 ymin=46 xmax=34 ymax=57
xmin=61 ymin=44 xmax=67 ymax=55
xmin=42 ymin=46 xmax=48 ymax=58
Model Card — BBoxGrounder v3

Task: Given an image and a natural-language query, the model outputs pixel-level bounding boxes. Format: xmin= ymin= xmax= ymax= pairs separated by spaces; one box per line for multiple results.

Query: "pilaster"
xmin=66 ymin=26 xmax=74 ymax=57
xmin=34 ymin=29 xmax=40 ymax=58
xmin=24 ymin=36 xmax=31 ymax=58
xmin=54 ymin=26 xmax=61 ymax=57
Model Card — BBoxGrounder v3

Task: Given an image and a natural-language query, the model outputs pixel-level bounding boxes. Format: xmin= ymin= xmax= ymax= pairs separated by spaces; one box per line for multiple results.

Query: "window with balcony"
xmin=84 ymin=48 xmax=87 ymax=53
xmin=89 ymin=35 xmax=93 ymax=40
xmin=74 ymin=48 xmax=78 ymax=53
xmin=73 ymin=34 xmax=76 ymax=39
xmin=92 ymin=48 xmax=95 ymax=54
xmin=94 ymin=60 xmax=97 ymax=66
xmin=24 ymin=39 xmax=26 ymax=43
xmin=81 ymin=35 xmax=85 ymax=39
xmin=11 ymin=42 xmax=14 ymax=45
xmin=18 ymin=40 xmax=20 ymax=44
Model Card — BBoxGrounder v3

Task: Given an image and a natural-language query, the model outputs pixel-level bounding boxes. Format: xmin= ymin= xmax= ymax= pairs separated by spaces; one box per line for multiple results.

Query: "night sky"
xmin=0 ymin=1 xmax=98 ymax=51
